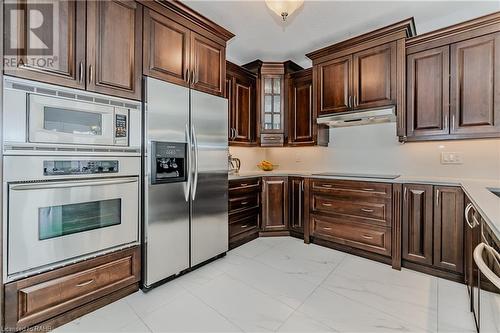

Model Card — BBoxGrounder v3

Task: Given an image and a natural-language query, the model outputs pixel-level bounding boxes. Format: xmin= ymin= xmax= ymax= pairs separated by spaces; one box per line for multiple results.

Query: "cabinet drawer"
xmin=311 ymin=179 xmax=392 ymax=198
xmin=229 ymin=178 xmax=261 ymax=195
xmin=260 ymin=133 xmax=284 ymax=147
xmin=311 ymin=215 xmax=391 ymax=256
xmin=5 ymin=247 xmax=140 ymax=331
xmin=312 ymin=195 xmax=390 ymax=226
xmin=229 ymin=194 xmax=259 ymax=212
xmin=230 ymin=214 xmax=259 ymax=238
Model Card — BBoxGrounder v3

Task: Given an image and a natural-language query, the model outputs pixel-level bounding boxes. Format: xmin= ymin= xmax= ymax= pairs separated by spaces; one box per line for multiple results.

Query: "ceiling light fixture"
xmin=265 ymin=0 xmax=304 ymax=22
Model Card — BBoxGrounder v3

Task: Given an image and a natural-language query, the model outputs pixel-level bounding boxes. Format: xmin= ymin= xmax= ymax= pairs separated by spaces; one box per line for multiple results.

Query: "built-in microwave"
xmin=2 ymin=76 xmax=141 ymax=152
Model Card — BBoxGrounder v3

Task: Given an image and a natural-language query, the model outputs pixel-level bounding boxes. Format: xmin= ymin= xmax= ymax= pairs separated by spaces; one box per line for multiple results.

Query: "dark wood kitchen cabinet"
xmin=3 ymin=0 xmax=86 ymax=89
xmin=402 ymin=184 xmax=434 ymax=265
xmin=86 ymin=0 xmax=142 ymax=99
xmin=228 ymin=178 xmax=261 ymax=249
xmin=315 ymin=55 xmax=352 ymax=114
xmin=226 ymin=61 xmax=257 ymax=145
xmin=4 ymin=246 xmax=140 ymax=332
xmin=142 ymin=8 xmax=191 ymax=87
xmin=450 ymin=33 xmax=500 ymax=136
xmin=405 ymin=12 xmax=500 ymax=141
xmin=289 ymin=177 xmax=305 ymax=236
xmin=288 ymin=68 xmax=316 ymax=146
xmin=406 ymin=46 xmax=450 ymax=138
xmin=3 ymin=0 xmax=142 ymax=100
xmin=261 ymin=177 xmax=289 ymax=233
xmin=402 ymin=184 xmax=465 ymax=279
xmin=141 ymin=1 xmax=233 ymax=97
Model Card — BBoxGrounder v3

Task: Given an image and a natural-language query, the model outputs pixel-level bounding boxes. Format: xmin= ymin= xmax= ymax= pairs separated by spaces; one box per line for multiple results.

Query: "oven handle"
xmin=473 ymin=242 xmax=500 ymax=290
xmin=10 ymin=177 xmax=138 ymax=191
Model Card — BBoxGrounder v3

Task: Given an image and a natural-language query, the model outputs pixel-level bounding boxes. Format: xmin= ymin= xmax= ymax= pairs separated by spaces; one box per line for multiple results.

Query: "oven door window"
xmin=44 ymin=107 xmax=103 ymax=136
xmin=39 ymin=199 xmax=121 ymax=240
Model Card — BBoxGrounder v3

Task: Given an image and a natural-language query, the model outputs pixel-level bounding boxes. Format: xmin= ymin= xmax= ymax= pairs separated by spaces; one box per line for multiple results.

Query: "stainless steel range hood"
xmin=317 ymin=107 xmax=396 ymax=128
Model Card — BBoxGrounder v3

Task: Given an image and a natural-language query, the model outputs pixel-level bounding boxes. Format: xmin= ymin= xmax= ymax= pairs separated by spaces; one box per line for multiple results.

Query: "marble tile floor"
xmin=55 ymin=237 xmax=481 ymax=333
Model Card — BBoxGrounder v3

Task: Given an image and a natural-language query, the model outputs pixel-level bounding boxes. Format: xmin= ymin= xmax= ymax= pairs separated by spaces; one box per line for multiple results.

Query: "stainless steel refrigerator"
xmin=143 ymin=77 xmax=228 ymax=288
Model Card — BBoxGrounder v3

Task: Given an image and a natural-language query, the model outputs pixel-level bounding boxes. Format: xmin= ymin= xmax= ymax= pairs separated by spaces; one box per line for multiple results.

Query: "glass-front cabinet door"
xmin=262 ymin=75 xmax=283 ymax=132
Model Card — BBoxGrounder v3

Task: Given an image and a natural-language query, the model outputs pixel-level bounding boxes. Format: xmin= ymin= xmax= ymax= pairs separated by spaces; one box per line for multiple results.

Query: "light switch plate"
xmin=441 ymin=152 xmax=463 ymax=164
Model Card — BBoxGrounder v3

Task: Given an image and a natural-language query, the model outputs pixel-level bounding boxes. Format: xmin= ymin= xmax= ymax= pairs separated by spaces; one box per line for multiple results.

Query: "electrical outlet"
xmin=441 ymin=152 xmax=463 ymax=164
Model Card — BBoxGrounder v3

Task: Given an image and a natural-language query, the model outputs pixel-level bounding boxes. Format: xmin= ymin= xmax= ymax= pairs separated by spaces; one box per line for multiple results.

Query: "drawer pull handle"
xmin=362 ymin=188 xmax=375 ymax=191
xmin=76 ymin=279 xmax=95 ymax=287
xmin=241 ymin=201 xmax=249 ymax=205
xmin=240 ymin=183 xmax=248 ymax=186
xmin=321 ymin=184 xmax=333 ymax=188
xmin=323 ymin=227 xmax=332 ymax=231
xmin=361 ymin=234 xmax=373 ymax=240
xmin=361 ymin=208 xmax=374 ymax=213
xmin=322 ymin=203 xmax=332 ymax=207
xmin=241 ymin=224 xmax=248 ymax=228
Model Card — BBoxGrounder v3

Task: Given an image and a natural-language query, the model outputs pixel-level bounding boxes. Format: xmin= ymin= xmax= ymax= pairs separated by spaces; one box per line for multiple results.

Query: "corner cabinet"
xmin=288 ymin=69 xmax=315 ymax=146
xmin=289 ymin=177 xmax=305 ymax=236
xmin=141 ymin=2 xmax=232 ymax=97
xmin=226 ymin=61 xmax=257 ymax=145
xmin=405 ymin=13 xmax=500 ymax=141
xmin=4 ymin=0 xmax=143 ymax=100
xmin=261 ymin=177 xmax=289 ymax=233
xmin=402 ymin=184 xmax=464 ymax=278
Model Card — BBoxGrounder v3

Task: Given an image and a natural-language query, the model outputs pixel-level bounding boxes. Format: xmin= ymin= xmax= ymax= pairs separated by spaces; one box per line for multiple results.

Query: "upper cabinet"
xmin=307 ymin=20 xmax=415 ymax=123
xmin=4 ymin=0 xmax=142 ymax=100
xmin=405 ymin=12 xmax=500 ymax=141
xmin=3 ymin=0 xmax=86 ymax=89
xmin=226 ymin=61 xmax=257 ymax=146
xmin=141 ymin=1 xmax=232 ymax=97
xmin=86 ymin=0 xmax=142 ymax=99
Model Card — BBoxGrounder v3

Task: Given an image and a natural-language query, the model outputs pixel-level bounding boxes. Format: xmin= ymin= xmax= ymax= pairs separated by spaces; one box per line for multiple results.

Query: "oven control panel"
xmin=43 ymin=160 xmax=119 ymax=176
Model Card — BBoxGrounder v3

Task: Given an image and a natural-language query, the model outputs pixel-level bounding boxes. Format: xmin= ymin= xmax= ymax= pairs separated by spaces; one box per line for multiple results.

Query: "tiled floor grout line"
xmin=124 ymin=297 xmax=155 ymax=333
xmin=273 ymin=252 xmax=349 ymax=332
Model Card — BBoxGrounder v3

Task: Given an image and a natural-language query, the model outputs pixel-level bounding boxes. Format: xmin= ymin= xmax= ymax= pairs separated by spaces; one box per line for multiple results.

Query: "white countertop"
xmin=229 ymin=171 xmax=500 ymax=239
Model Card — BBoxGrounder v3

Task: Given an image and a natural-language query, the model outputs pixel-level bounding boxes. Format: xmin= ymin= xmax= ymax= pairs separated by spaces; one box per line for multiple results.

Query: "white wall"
xmin=230 ymin=123 xmax=500 ymax=180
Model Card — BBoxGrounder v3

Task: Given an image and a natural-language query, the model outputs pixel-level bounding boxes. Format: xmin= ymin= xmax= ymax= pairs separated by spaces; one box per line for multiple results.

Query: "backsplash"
xmin=230 ymin=123 xmax=500 ymax=180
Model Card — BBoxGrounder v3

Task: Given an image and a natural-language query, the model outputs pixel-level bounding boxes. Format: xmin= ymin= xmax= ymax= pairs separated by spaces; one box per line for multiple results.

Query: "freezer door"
xmin=190 ymin=90 xmax=229 ymax=266
xmin=144 ymin=78 xmax=190 ymax=287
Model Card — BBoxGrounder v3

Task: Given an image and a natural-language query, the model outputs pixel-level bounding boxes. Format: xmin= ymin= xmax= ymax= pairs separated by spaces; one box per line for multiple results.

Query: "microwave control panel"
xmin=43 ymin=160 xmax=119 ymax=176
xmin=115 ymin=114 xmax=127 ymax=138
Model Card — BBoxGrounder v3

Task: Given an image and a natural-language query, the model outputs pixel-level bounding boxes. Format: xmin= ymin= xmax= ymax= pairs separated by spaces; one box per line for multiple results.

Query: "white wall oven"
xmin=4 ymin=156 xmax=141 ymax=282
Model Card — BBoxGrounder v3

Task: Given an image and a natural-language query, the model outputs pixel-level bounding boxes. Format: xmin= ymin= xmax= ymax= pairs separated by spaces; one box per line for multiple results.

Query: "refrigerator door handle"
xmin=191 ymin=125 xmax=199 ymax=200
xmin=184 ymin=123 xmax=192 ymax=202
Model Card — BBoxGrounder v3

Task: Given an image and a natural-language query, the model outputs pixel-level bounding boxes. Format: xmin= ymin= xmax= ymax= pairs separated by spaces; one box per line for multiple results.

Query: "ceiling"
xmin=184 ymin=1 xmax=500 ymax=68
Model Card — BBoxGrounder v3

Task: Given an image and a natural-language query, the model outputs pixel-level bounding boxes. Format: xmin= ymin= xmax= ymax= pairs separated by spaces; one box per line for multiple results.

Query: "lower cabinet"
xmin=289 ymin=176 xmax=305 ymax=236
xmin=308 ymin=179 xmax=393 ymax=261
xmin=4 ymin=246 xmax=140 ymax=331
xmin=261 ymin=177 xmax=289 ymax=233
xmin=402 ymin=184 xmax=464 ymax=278
xmin=228 ymin=178 xmax=261 ymax=248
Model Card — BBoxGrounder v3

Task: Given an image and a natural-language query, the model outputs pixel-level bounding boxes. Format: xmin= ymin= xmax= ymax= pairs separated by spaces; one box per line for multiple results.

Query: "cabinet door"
xmin=289 ymin=73 xmax=314 ymax=145
xmin=86 ymin=0 xmax=142 ymax=100
xmin=143 ymin=8 xmax=190 ymax=87
xmin=261 ymin=177 xmax=288 ymax=231
xmin=450 ymin=33 xmax=500 ymax=135
xmin=316 ymin=55 xmax=352 ymax=115
xmin=402 ymin=184 xmax=433 ymax=265
xmin=191 ymin=33 xmax=225 ymax=97
xmin=233 ymin=75 xmax=256 ymax=143
xmin=3 ymin=0 xmax=86 ymax=89
xmin=407 ymin=46 xmax=450 ymax=138
xmin=289 ymin=177 xmax=304 ymax=233
xmin=352 ymin=42 xmax=396 ymax=110
xmin=433 ymin=186 xmax=464 ymax=273
xmin=226 ymin=75 xmax=234 ymax=141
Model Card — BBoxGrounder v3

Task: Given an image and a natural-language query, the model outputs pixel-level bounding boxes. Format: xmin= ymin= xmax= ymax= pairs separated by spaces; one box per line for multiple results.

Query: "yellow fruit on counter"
xmin=257 ymin=160 xmax=274 ymax=171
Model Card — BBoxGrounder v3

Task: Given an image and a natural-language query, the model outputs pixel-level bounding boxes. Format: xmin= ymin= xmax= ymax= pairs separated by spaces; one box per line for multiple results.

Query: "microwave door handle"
xmin=184 ymin=124 xmax=191 ymax=202
xmin=10 ymin=177 xmax=138 ymax=191
xmin=191 ymin=125 xmax=199 ymax=201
